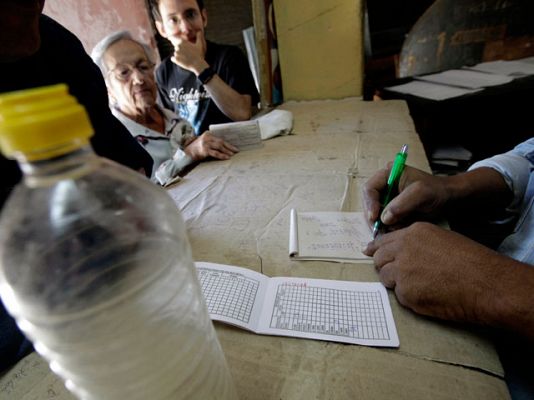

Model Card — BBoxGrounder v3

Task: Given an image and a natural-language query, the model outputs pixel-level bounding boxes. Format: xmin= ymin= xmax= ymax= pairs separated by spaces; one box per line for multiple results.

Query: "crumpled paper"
xmin=255 ymin=109 xmax=293 ymax=140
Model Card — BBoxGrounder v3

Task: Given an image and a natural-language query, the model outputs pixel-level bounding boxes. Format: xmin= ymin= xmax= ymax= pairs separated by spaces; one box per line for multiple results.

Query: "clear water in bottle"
xmin=0 ymin=84 xmax=237 ymax=399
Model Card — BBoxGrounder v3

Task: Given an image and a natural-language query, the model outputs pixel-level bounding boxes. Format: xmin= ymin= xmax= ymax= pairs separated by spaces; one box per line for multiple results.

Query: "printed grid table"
xmin=270 ymin=285 xmax=391 ymax=340
xmin=198 ymin=268 xmax=259 ymax=323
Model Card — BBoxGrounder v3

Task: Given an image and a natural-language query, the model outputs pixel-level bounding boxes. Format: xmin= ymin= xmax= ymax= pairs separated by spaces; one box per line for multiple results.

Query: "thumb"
xmin=195 ymin=30 xmax=206 ymax=52
xmin=381 ymin=183 xmax=424 ymax=225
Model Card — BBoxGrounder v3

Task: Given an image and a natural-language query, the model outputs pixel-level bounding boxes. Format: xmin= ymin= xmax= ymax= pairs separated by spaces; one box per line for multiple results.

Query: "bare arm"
xmin=362 ymin=165 xmax=512 ymax=227
xmin=201 ymin=75 xmax=252 ymax=121
xmin=363 ymin=222 xmax=534 ymax=341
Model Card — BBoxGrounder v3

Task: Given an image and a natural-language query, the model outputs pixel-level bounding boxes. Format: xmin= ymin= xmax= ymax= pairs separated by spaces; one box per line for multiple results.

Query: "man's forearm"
xmin=482 ymin=256 xmax=534 ymax=341
xmin=203 ymin=75 xmax=252 ymax=121
xmin=443 ymin=167 xmax=512 ymax=211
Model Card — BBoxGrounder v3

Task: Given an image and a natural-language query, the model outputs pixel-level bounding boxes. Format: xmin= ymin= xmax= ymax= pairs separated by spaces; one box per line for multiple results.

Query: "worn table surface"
xmin=1 ymin=98 xmax=510 ymax=400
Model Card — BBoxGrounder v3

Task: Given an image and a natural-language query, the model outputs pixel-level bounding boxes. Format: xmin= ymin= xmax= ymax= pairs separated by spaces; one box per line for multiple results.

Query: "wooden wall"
xmin=274 ymin=0 xmax=364 ymax=100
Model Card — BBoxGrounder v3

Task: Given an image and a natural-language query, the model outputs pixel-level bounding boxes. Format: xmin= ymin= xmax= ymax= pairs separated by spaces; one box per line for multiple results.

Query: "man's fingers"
xmin=208 ymin=149 xmax=231 ymax=160
xmin=203 ymin=139 xmax=236 ymax=159
xmin=364 ymin=229 xmax=401 ymax=262
xmin=381 ymin=181 xmax=427 ymax=225
xmin=222 ymin=141 xmax=239 ymax=153
xmin=377 ymin=264 xmax=396 ymax=289
xmin=363 ymin=240 xmax=378 ymax=256
xmin=362 ymin=168 xmax=390 ymax=223
xmin=191 ymin=134 xmax=239 ymax=160
xmin=195 ymin=29 xmax=204 ymax=47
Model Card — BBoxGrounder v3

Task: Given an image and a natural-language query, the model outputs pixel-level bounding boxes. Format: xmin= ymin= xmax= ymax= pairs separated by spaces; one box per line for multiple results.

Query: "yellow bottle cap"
xmin=0 ymin=84 xmax=93 ymax=161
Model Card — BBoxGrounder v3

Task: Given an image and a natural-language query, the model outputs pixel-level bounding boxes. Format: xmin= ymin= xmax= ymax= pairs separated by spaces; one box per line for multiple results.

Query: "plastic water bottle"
xmin=0 ymin=84 xmax=237 ymax=400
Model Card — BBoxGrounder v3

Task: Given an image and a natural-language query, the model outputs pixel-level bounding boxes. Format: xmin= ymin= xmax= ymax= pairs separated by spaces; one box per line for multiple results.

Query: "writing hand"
xmin=362 ymin=165 xmax=450 ymax=229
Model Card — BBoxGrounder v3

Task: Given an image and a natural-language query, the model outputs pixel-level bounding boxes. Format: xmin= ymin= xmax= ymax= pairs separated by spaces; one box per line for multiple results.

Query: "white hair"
xmin=91 ymin=30 xmax=156 ymax=77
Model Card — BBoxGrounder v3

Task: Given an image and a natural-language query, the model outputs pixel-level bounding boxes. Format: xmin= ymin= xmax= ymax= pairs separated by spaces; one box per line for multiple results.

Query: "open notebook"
xmin=289 ymin=209 xmax=372 ymax=262
xmin=196 ymin=262 xmax=399 ymax=347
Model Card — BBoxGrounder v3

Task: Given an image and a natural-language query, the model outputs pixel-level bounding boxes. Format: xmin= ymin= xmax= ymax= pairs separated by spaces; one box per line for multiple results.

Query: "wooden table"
xmin=0 ymin=98 xmax=510 ymax=400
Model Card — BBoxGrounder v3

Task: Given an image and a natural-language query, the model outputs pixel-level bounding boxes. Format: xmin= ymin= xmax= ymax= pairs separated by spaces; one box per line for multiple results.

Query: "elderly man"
xmin=149 ymin=0 xmax=260 ymax=134
xmin=0 ymin=1 xmax=154 ymax=205
xmin=92 ymin=31 xmax=238 ymax=186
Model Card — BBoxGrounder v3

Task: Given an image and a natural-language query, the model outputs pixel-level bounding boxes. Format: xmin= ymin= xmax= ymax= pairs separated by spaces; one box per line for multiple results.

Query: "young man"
xmin=150 ymin=0 xmax=260 ymax=134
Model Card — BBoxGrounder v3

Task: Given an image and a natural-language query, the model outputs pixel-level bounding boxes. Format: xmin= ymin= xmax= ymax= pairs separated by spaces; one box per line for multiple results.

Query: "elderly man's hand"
xmin=363 ymin=221 xmax=511 ymax=325
xmin=362 ymin=165 xmax=450 ymax=229
xmin=184 ymin=132 xmax=238 ymax=161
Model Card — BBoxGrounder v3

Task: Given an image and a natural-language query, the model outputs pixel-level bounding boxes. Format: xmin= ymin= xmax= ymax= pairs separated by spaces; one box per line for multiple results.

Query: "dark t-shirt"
xmin=0 ymin=14 xmax=153 ymax=373
xmin=0 ymin=15 xmax=154 ymax=208
xmin=156 ymin=40 xmax=259 ymax=135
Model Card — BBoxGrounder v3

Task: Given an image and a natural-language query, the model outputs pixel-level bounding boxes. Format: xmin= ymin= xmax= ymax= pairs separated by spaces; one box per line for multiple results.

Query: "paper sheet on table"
xmin=416 ymin=69 xmax=513 ymax=89
xmin=289 ymin=209 xmax=372 ymax=262
xmin=385 ymin=80 xmax=482 ymax=100
xmin=431 ymin=145 xmax=472 ymax=161
xmin=467 ymin=59 xmax=534 ymax=76
xmin=209 ymin=120 xmax=263 ymax=150
xmin=196 ymin=261 xmax=399 ymax=347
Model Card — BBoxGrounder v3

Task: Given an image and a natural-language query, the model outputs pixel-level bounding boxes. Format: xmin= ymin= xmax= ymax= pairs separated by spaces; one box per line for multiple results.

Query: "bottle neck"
xmin=17 ymin=146 xmax=98 ymax=186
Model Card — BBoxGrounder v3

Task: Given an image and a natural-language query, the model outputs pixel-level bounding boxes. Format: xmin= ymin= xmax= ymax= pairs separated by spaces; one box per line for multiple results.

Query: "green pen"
xmin=372 ymin=144 xmax=408 ymax=238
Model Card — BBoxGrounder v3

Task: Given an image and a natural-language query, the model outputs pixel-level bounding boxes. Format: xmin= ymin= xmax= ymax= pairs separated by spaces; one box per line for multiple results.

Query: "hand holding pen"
xmin=372 ymin=144 xmax=408 ymax=238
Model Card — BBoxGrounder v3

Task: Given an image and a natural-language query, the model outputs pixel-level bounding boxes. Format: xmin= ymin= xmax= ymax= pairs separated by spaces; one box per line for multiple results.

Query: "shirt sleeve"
xmin=469 ymin=138 xmax=534 ymax=211
xmin=153 ymin=149 xmax=193 ymax=186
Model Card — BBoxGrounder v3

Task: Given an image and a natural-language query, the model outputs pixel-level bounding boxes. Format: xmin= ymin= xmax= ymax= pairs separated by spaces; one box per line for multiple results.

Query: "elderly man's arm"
xmin=363 ymin=222 xmax=534 ymax=340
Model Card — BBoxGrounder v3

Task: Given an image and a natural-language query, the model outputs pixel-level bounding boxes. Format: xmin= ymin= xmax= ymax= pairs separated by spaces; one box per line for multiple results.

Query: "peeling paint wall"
xmin=43 ymin=0 xmax=156 ymax=56
xmin=274 ymin=0 xmax=363 ymax=100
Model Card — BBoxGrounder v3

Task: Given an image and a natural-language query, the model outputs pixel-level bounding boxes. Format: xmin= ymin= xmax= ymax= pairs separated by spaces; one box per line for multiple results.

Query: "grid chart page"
xmin=270 ymin=284 xmax=391 ymax=340
xmin=198 ymin=268 xmax=259 ymax=323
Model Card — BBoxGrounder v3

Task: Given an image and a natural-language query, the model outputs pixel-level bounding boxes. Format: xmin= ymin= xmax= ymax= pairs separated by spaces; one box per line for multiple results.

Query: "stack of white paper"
xmin=386 ymin=56 xmax=534 ymax=100
xmin=385 ymin=80 xmax=482 ymax=101
xmin=416 ymin=69 xmax=513 ymax=89
xmin=467 ymin=59 xmax=534 ymax=76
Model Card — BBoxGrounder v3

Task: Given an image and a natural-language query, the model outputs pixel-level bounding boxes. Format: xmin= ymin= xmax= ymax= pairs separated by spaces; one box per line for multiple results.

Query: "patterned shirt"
xmin=112 ymin=106 xmax=195 ymax=186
